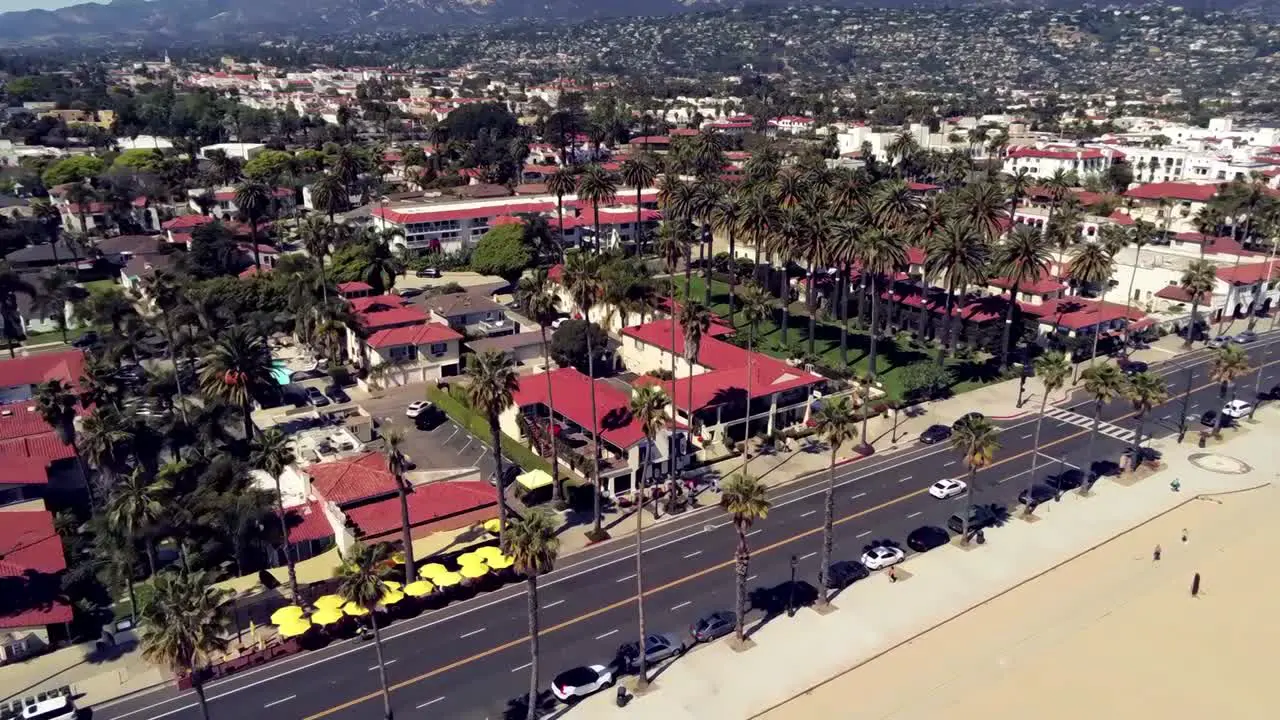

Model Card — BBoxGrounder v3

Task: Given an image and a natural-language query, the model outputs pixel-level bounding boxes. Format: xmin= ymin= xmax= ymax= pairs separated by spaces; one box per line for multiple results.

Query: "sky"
xmin=0 ymin=0 xmax=101 ymax=12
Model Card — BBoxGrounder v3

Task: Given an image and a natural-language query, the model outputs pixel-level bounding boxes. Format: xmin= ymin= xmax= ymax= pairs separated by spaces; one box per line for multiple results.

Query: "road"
xmin=97 ymin=334 xmax=1280 ymax=720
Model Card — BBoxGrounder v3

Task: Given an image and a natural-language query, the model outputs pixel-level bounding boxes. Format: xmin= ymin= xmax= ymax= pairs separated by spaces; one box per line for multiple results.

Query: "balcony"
xmin=476 ymin=316 xmax=514 ymax=336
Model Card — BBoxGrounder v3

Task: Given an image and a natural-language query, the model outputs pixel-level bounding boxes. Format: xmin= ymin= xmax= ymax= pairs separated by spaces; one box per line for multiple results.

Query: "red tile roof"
xmin=366 ymin=323 xmax=461 ymax=349
xmin=1216 ymin=261 xmax=1280 ymax=285
xmin=0 ymin=350 xmax=84 ymax=391
xmin=512 ymin=368 xmax=646 ymax=448
xmin=1108 ymin=210 xmax=1134 ymax=226
xmin=338 ymin=281 xmax=373 ymax=293
xmin=1008 ymin=146 xmax=1109 ymax=160
xmin=905 ymin=246 xmax=927 ymax=265
xmin=161 ymin=215 xmax=215 ymax=230
xmin=629 ymin=136 xmax=671 ymax=145
xmin=620 ymin=319 xmax=734 ymax=357
xmin=1024 ymin=297 xmax=1145 ymax=330
xmin=1125 ymin=182 xmax=1220 ymax=203
xmin=1154 ymin=285 xmax=1210 ymax=304
xmin=306 ymin=452 xmax=396 ymax=504
xmin=359 ymin=306 xmax=431 ymax=331
xmin=349 ymin=294 xmax=409 ymax=314
xmin=283 ymin=501 xmax=333 ymax=544
xmin=211 ymin=187 xmax=293 ymax=202
xmin=343 ymin=481 xmax=495 ymax=539
xmin=907 ymin=182 xmax=940 ymax=192
xmin=987 ymin=272 xmax=1065 ymax=295
xmin=0 ymin=510 xmax=72 ymax=629
xmin=1173 ymin=233 xmax=1254 ymax=256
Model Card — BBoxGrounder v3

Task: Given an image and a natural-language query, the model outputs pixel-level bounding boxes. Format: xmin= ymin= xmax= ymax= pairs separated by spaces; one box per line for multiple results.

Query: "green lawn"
xmin=674 ymin=276 xmax=1008 ymax=401
xmin=81 ymin=278 xmax=119 ymax=295
xmin=22 ymin=325 xmax=91 ymax=347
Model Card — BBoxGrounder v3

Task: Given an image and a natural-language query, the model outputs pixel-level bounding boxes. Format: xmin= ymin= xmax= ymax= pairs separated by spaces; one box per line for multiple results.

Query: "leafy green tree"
xmin=186 ymin=221 xmax=242 ymax=279
xmin=42 ymin=155 xmax=106 ymax=186
xmin=113 ymin=148 xmax=166 ymax=174
xmin=242 ymin=149 xmax=295 ymax=183
xmin=470 ymin=224 xmax=532 ymax=280
xmin=549 ymin=319 xmax=607 ymax=375
xmin=899 ymin=361 xmax=954 ymax=402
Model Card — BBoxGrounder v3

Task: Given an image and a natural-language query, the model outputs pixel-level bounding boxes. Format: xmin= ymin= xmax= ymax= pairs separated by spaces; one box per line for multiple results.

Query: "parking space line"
xmin=543 ymin=600 xmax=564 ymax=609
xmin=670 ymin=601 xmax=692 ymax=611
xmin=368 ymin=660 xmax=396 ymax=671
xmin=800 ymin=510 xmax=816 ymax=518
xmin=263 ymin=696 xmax=296 ymax=708
xmin=416 ymin=697 xmax=445 ymax=709
xmin=898 ymin=476 xmax=912 ymax=483
xmin=510 ymin=662 xmax=531 ymax=673
xmin=616 ymin=574 xmax=636 ymax=583
xmin=856 ymin=530 xmax=872 ymax=538
xmin=799 ymin=552 xmax=817 ymax=561
xmin=907 ymin=511 xmax=922 ymax=519
xmin=595 ymin=629 xmax=618 ymax=640
xmin=683 ymin=551 xmax=702 ymax=559
xmin=459 ymin=628 xmax=485 ymax=639
xmin=850 ymin=492 xmax=866 ymax=501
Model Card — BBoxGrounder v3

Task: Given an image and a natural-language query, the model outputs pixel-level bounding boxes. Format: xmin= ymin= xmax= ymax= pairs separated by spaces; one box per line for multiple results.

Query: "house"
xmin=425 ymin=292 xmax=516 ymax=338
xmin=1001 ymin=146 xmax=1119 ymax=179
xmin=465 ymin=332 xmax=549 ymax=370
xmin=768 ymin=116 xmax=815 ymax=134
xmin=1123 ymin=182 xmax=1222 ymax=235
xmin=199 ymin=142 xmax=265 ymax=161
xmin=120 ymin=253 xmax=180 ymax=296
xmin=189 ymin=186 xmax=295 ymax=221
xmin=498 ymin=368 xmax=692 ymax=498
xmin=3 ymin=242 xmax=88 ymax=272
xmin=337 ymin=281 xmax=374 ymax=300
xmin=0 ymin=510 xmax=73 ymax=663
xmin=14 ymin=273 xmax=82 ymax=338
xmin=344 ymin=295 xmax=463 ymax=390
xmin=160 ymin=214 xmax=216 ymax=247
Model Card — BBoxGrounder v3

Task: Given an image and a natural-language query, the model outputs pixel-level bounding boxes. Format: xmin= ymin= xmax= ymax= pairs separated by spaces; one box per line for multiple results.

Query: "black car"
xmin=416 ymin=267 xmax=441 ymax=278
xmin=946 ymin=505 xmax=995 ymax=535
xmin=1044 ymin=469 xmax=1085 ymax=492
xmin=397 ymin=287 xmax=425 ymax=298
xmin=1017 ymin=484 xmax=1057 ymax=507
xmin=690 ymin=611 xmax=736 ymax=643
xmin=952 ymin=412 xmax=985 ymax=429
xmin=906 ymin=525 xmax=951 ymax=553
xmin=305 ymin=386 xmax=330 ymax=407
xmin=824 ymin=560 xmax=869 ymax=590
xmin=920 ymin=424 xmax=952 ymax=444
xmin=1120 ymin=360 xmax=1149 ymax=375
xmin=1267 ymin=384 xmax=1280 ymax=400
xmin=324 ymin=385 xmax=350 ymax=404
xmin=1200 ymin=410 xmax=1220 ymax=427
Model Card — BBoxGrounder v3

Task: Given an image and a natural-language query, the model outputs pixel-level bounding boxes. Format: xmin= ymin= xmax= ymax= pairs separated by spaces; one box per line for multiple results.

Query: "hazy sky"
xmin=0 ymin=0 xmax=98 ymax=12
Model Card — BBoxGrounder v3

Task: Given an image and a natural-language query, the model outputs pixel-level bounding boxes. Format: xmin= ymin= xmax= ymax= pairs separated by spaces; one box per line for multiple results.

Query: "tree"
xmin=1023 ymin=352 xmax=1071 ymax=514
xmin=620 ymin=153 xmax=659 ymax=255
xmin=736 ymin=282 xmax=771 ymax=473
xmin=234 ymin=181 xmax=273 ymax=271
xmin=466 ymin=350 xmax=519 ymax=550
xmin=1119 ymin=220 xmax=1155 ymax=348
xmin=545 ymin=169 xmax=577 ymax=262
xmin=993 ymin=226 xmax=1052 ymax=369
xmin=719 ymin=473 xmax=770 ymax=646
xmin=925 ymin=220 xmax=989 ymax=363
xmin=950 ymin=414 xmax=999 ymax=543
xmin=362 ymin=240 xmax=401 ymax=295
xmin=309 ymin=173 xmax=347 ymax=224
xmin=628 ymin=384 xmax=668 ymax=688
xmin=507 ymin=509 xmax=560 ymax=720
xmin=899 ymin=361 xmax=953 ymax=402
xmin=107 ymin=468 xmax=170 ymax=576
xmin=250 ymin=428 xmax=300 ymax=601
xmin=471 ymin=224 xmax=532 ymax=280
xmin=548 ymin=319 xmax=607 ymax=374
xmin=0 ymin=264 xmax=34 ymax=358
xmin=186 ymin=221 xmax=242 ymax=279
xmin=561 ymin=251 xmax=608 ymax=539
xmin=1207 ymin=344 xmax=1250 ymax=437
xmin=516 ymin=270 xmax=565 ymax=506
xmin=41 ymin=155 xmax=106 ymax=187
xmin=336 ymin=542 xmax=396 ymax=720
xmin=854 ymin=227 xmax=908 ymax=438
xmin=1179 ymin=259 xmax=1218 ymax=348
xmin=812 ymin=396 xmax=857 ymax=606
xmin=1124 ymin=371 xmax=1168 ymax=471
xmin=710 ymin=193 xmax=745 ymax=322
xmin=382 ymin=431 xmax=416 ymax=583
xmin=1067 ymin=242 xmax=1116 ymax=366
xmin=199 ymin=327 xmax=274 ymax=442
xmin=140 ymin=571 xmax=229 ymax=720
xmin=1079 ymin=363 xmax=1124 ymax=487
xmin=577 ymin=165 xmax=618 ymax=253
xmin=677 ymin=300 xmax=712 ymax=507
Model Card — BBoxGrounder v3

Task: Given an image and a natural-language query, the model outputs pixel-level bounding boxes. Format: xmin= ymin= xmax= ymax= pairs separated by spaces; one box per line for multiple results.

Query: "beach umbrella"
xmin=486 ymin=555 xmax=515 ymax=570
xmin=270 ymin=605 xmax=305 ymax=625
xmin=432 ymin=571 xmax=463 ymax=587
xmin=310 ymin=607 xmax=345 ymax=626
xmin=382 ymin=580 xmax=403 ymax=592
xmin=277 ymin=619 xmax=313 ymax=639
xmin=474 ymin=546 xmax=504 ymax=562
xmin=483 ymin=518 xmax=502 ymax=534
xmin=379 ymin=589 xmax=406 ymax=606
xmin=404 ymin=580 xmax=435 ymax=597
xmin=313 ymin=594 xmax=345 ymax=610
xmin=455 ymin=551 xmax=483 ymax=567
xmin=460 ymin=564 xmax=489 ymax=580
xmin=342 ymin=601 xmax=371 ymax=617
xmin=391 ymin=550 xmax=406 ymax=565
xmin=420 ymin=563 xmax=449 ymax=577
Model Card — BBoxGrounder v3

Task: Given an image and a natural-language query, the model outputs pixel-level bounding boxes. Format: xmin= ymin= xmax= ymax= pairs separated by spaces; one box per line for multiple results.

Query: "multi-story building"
xmin=1002 ymin=145 xmax=1119 ymax=179
xmin=343 ymin=294 xmax=463 ymax=390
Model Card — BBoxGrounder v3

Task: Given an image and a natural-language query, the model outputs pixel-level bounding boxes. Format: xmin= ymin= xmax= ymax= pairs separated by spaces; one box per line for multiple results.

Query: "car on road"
xmin=907 ymin=525 xmax=951 ymax=553
xmin=1232 ymin=330 xmax=1258 ymax=344
xmin=952 ymin=412 xmax=985 ymax=429
xmin=20 ymin=695 xmax=77 ymax=720
xmin=1200 ymin=409 xmax=1227 ymax=427
xmin=1018 ymin=484 xmax=1057 ymax=507
xmin=920 ymin=424 xmax=952 ymax=444
xmin=690 ymin=611 xmax=736 ymax=643
xmin=1044 ymin=469 xmax=1085 ymax=492
xmin=614 ymin=633 xmax=687 ymax=672
xmin=1222 ymin=399 xmax=1253 ymax=418
xmin=415 ymin=267 xmax=441 ymax=278
xmin=405 ymin=400 xmax=432 ymax=418
xmin=396 ymin=287 xmax=425 ymax=298
xmin=824 ymin=560 xmax=869 ymax=589
xmin=324 ymin=385 xmax=350 ymax=404
xmin=304 ymin=386 xmax=330 ymax=407
xmin=947 ymin=505 xmax=995 ymax=535
xmin=860 ymin=545 xmax=905 ymax=570
xmin=1207 ymin=335 xmax=1231 ymax=349
xmin=550 ymin=665 xmax=613 ymax=702
xmin=1120 ymin=359 xmax=1149 ymax=375
xmin=1266 ymin=384 xmax=1280 ymax=400
xmin=928 ymin=478 xmax=966 ymax=499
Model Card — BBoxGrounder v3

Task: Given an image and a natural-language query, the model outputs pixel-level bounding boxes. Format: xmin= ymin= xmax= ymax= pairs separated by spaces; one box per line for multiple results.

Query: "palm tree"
xmin=310 ymin=173 xmax=347 ymax=225
xmin=924 ymin=220 xmax=989 ymax=364
xmin=993 ymin=226 xmax=1052 ymax=369
xmin=561 ymin=251 xmax=608 ymax=539
xmin=628 ymin=384 xmax=668 ymax=688
xmin=107 ymin=468 xmax=171 ymax=576
xmin=1119 ymin=220 xmax=1155 ymax=348
xmin=507 ymin=509 xmax=560 ymax=720
xmin=950 ymin=414 xmax=999 ymax=543
xmin=955 ymin=181 xmax=1009 ymax=242
xmin=466 ymin=350 xmax=519 ymax=550
xmin=856 ymin=227 xmax=909 ymax=392
xmin=375 ymin=430 xmax=417 ymax=585
xmin=296 ymin=214 xmax=334 ymax=303
xmin=1124 ymin=371 xmax=1169 ymax=471
xmin=1022 ymin=352 xmax=1071 ymax=514
xmin=1002 ymin=168 xmax=1034 ymax=218
xmin=79 ymin=405 xmax=131 ymax=490
xmin=140 ymin=570 xmax=229 ymax=720
xmin=1180 ymin=259 xmax=1218 ymax=347
xmin=739 ymin=188 xmax=780 ymax=285
xmin=1067 ymin=242 xmax=1117 ymax=366
xmin=1041 ymin=168 xmax=1074 ymax=239
xmin=199 ymin=327 xmax=274 ymax=443
xmin=709 ymin=193 xmax=745 ymax=322
xmin=32 ymin=269 xmax=75 ymax=344
xmin=545 ymin=168 xmax=577 ymax=260
xmin=336 ymin=542 xmax=396 ymax=719
xmin=517 ymin=271 xmax=565 ymax=506
xmin=0 ymin=264 xmax=34 ymax=358
xmin=770 ymin=206 xmax=803 ymax=344
xmin=1079 ymin=363 xmax=1125 ymax=487
xmin=233 ymin=181 xmax=272 ymax=271
xmin=1207 ymin=344 xmax=1250 ymax=437
xmin=249 ymin=428 xmax=301 ymax=601
xmin=812 ymin=397 xmax=857 ymax=606
xmin=620 ymin=154 xmax=659 ymax=255
xmin=737 ymin=283 xmax=771 ymax=471
xmin=719 ymin=472 xmax=770 ymax=645
xmin=677 ymin=300 xmax=712 ymax=503
xmin=363 ymin=239 xmax=401 ymax=295
xmin=577 ymin=165 xmax=618 ymax=252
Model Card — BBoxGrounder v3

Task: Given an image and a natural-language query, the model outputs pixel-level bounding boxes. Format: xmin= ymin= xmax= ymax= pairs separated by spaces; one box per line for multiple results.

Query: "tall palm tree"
xmin=199 ymin=327 xmax=274 ymax=443
xmin=466 ymin=350 xmax=519 ymax=550
xmin=719 ymin=472 xmax=770 ymax=645
xmin=993 ymin=226 xmax=1052 ymax=370
xmin=950 ymin=414 xmax=999 ymax=543
xmin=507 ymin=509 xmax=560 ymax=720
xmin=677 ymin=300 xmax=712 ymax=501
xmin=296 ymin=214 xmax=334 ymax=303
xmin=517 ymin=271 xmax=565 ymax=507
xmin=362 ymin=239 xmax=401 ymax=295
xmin=545 ymin=168 xmax=577 ymax=260
xmin=1002 ymin=168 xmax=1034 ymax=219
xmin=309 ymin=173 xmax=347 ymax=225
xmin=770 ymin=206 xmax=804 ymax=344
xmin=1207 ymin=344 xmax=1250 ymax=437
xmin=738 ymin=188 xmax=780 ymax=285
xmin=856 ymin=227 xmax=909 ymax=389
xmin=561 ymin=251 xmax=608 ymax=538
xmin=924 ymin=220 xmax=989 ymax=364
xmin=812 ymin=397 xmax=857 ymax=606
xmin=32 ymin=269 xmax=75 ymax=345
xmin=737 ymin=283 xmax=771 ymax=472
xmin=1022 ymin=352 xmax=1071 ymax=514
xmin=233 ymin=181 xmax=272 ymax=271
xmin=107 ymin=468 xmax=171 ymax=576
xmin=0 ymin=264 xmax=34 ymax=358
xmin=709 ymin=193 xmax=745 ymax=322
xmin=1079 ymin=363 xmax=1124 ymax=487
xmin=382 ymin=430 xmax=416 ymax=583
xmin=1119 ymin=220 xmax=1155 ymax=348
xmin=1124 ymin=371 xmax=1169 ymax=471
xmin=577 ymin=164 xmax=618 ymax=253
xmin=1041 ymin=168 xmax=1074 ymax=239
xmin=691 ymin=181 xmax=722 ymax=305
xmin=249 ymin=427 xmax=301 ymax=601
xmin=620 ymin=154 xmax=659 ymax=255
xmin=336 ymin=542 xmax=396 ymax=720
xmin=955 ymin=181 xmax=1009 ymax=242
xmin=79 ymin=405 xmax=131 ymax=491
xmin=140 ymin=570 xmax=229 ymax=720
xmin=1067 ymin=242 xmax=1117 ymax=366
xmin=1180 ymin=259 xmax=1218 ymax=347
xmin=628 ymin=384 xmax=668 ymax=688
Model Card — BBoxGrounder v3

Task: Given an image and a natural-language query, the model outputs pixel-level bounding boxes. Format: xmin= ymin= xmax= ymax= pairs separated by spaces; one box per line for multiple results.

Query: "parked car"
xmin=614 ymin=633 xmax=687 ymax=672
xmin=1200 ymin=410 xmax=1223 ymax=427
xmin=397 ymin=287 xmax=424 ymax=298
xmin=860 ymin=545 xmax=905 ymax=570
xmin=1207 ymin=335 xmax=1231 ymax=349
xmin=1120 ymin=359 xmax=1149 ymax=375
xmin=1222 ymin=399 xmax=1253 ymax=418
xmin=305 ymin=386 xmax=330 ymax=407
xmin=824 ymin=560 xmax=869 ymax=589
xmin=324 ymin=385 xmax=350 ymax=404
xmin=928 ymin=478 xmax=966 ymax=499
xmin=1017 ymin=484 xmax=1057 ymax=507
xmin=416 ymin=267 xmax=441 ymax=278
xmin=1232 ymin=330 xmax=1258 ymax=344
xmin=906 ymin=525 xmax=951 ymax=553
xmin=1044 ymin=469 xmax=1085 ymax=492
xmin=690 ymin=611 xmax=736 ymax=643
xmin=920 ymin=424 xmax=952 ymax=444
xmin=550 ymin=665 xmax=613 ymax=702
xmin=20 ymin=695 xmax=77 ymax=720
xmin=952 ymin=412 xmax=985 ymax=429
xmin=946 ymin=505 xmax=995 ymax=535
xmin=405 ymin=400 xmax=432 ymax=418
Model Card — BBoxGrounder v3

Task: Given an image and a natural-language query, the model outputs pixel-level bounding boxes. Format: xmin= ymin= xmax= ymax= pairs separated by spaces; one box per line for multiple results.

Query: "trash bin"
xmin=616 ymin=685 xmax=630 ymax=707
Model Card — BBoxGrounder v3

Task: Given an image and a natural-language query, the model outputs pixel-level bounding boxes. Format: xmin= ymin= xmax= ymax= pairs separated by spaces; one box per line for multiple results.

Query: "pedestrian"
xmin=1182 ymin=528 xmax=1188 ymax=544
xmin=1153 ymin=544 xmax=1162 ymax=562
xmin=1191 ymin=572 xmax=1201 ymax=597
xmin=887 ymin=566 xmax=897 ymax=583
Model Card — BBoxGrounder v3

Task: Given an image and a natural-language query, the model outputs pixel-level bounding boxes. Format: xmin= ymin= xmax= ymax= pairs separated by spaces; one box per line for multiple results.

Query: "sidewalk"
xmin=574 ymin=404 xmax=1278 ymax=719
xmin=0 ymin=639 xmax=164 ymax=709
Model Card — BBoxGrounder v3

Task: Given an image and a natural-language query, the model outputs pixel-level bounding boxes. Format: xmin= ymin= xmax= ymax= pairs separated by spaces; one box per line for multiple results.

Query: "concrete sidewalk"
xmin=574 ymin=405 xmax=1277 ymax=720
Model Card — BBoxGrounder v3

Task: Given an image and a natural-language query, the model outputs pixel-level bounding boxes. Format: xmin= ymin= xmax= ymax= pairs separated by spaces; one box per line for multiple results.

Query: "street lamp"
xmin=787 ymin=554 xmax=798 ymax=617
xmin=1177 ymin=364 xmax=1194 ymax=443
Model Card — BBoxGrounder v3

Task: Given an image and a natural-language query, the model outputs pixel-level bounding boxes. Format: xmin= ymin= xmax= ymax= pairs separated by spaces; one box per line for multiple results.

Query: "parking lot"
xmin=358 ymin=385 xmax=513 ymax=479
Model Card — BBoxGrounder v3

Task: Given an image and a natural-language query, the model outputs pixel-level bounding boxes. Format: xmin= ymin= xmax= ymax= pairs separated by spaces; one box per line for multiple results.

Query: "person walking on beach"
xmin=1153 ymin=544 xmax=1162 ymax=562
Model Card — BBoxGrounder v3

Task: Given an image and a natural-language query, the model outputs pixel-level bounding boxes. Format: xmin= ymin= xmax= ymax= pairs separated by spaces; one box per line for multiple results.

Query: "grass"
xmin=81 ymin=278 xmax=119 ymax=295
xmin=22 ymin=325 xmax=91 ymax=347
xmin=425 ymin=384 xmax=575 ymax=484
xmin=674 ymin=275 xmax=1007 ymax=401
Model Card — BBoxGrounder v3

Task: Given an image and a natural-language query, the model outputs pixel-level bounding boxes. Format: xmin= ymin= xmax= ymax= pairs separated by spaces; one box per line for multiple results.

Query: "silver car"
xmin=614 ymin=633 xmax=687 ymax=671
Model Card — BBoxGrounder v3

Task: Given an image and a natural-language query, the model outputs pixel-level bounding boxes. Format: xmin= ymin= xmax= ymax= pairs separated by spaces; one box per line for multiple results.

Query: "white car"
xmin=860 ymin=546 xmax=906 ymax=570
xmin=928 ymin=478 xmax=966 ymax=499
xmin=1222 ymin=399 xmax=1253 ymax=419
xmin=551 ymin=664 xmax=614 ymax=702
xmin=405 ymin=401 xmax=432 ymax=419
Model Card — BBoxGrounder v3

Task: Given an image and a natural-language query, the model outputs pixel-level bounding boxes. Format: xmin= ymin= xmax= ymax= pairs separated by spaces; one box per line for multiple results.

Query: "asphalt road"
xmin=96 ymin=333 xmax=1280 ymax=720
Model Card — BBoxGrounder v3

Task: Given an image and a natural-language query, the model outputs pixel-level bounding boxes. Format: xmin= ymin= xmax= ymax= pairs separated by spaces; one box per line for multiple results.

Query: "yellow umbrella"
xmin=420 ymin=563 xmax=449 ymax=577
xmin=277 ymin=619 xmax=313 ymax=639
xmin=432 ymin=571 xmax=463 ymax=587
xmin=455 ymin=552 xmax=483 ymax=566
xmin=474 ymin=546 xmax=504 ymax=562
xmin=483 ymin=518 xmax=502 ymax=534
xmin=382 ymin=580 xmax=402 ymax=592
xmin=310 ymin=607 xmax=345 ymax=626
xmin=380 ymin=589 xmax=406 ymax=606
xmin=391 ymin=550 xmax=406 ymax=565
xmin=404 ymin=580 xmax=435 ymax=597
xmin=342 ymin=601 xmax=370 ymax=617
xmin=270 ymin=605 xmax=305 ymax=624
xmin=313 ymin=594 xmax=345 ymax=610
xmin=460 ymin=563 xmax=489 ymax=580
xmin=487 ymin=555 xmax=515 ymax=570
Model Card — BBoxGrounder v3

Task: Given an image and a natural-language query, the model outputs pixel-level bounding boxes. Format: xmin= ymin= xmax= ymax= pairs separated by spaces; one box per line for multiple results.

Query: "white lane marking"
xmin=671 ymin=601 xmax=692 ymax=611
xmin=943 ymin=460 xmax=956 ymax=467
xmin=1021 ymin=433 xmax=1033 ymax=439
xmin=263 ymin=696 xmax=295 ymax=708
xmin=543 ymin=600 xmax=564 ymax=609
xmin=1042 ymin=453 xmax=1079 ymax=469
xmin=747 ymin=529 xmax=762 ymax=537
xmin=747 ymin=575 xmax=758 ymax=581
xmin=511 ymin=662 xmax=532 ymax=673
xmin=800 ymin=510 xmax=817 ymax=518
xmin=416 ymin=697 xmax=446 ymax=709
xmin=369 ymin=659 xmax=397 ymax=671
xmin=595 ymin=629 xmax=619 ymax=640
xmin=851 ymin=492 xmax=867 ymax=500
xmin=459 ymin=628 xmax=485 ymax=638
xmin=856 ymin=530 xmax=872 ymax=538
xmin=683 ymin=550 xmax=702 ymax=559
xmin=898 ymin=475 xmax=913 ymax=483
xmin=616 ymin=573 xmax=637 ymax=583
xmin=799 ymin=552 xmax=817 ymax=560
xmin=907 ymin=511 xmax=922 ymax=519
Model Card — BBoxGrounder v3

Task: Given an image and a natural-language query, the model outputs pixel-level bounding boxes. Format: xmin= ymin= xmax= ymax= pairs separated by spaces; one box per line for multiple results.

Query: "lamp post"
xmin=1177 ymin=363 xmax=1194 ymax=443
xmin=787 ymin=554 xmax=798 ymax=617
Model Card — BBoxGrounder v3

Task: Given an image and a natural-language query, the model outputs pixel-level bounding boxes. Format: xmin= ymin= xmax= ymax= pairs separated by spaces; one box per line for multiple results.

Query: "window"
xmin=429 ymin=342 xmax=447 ymax=355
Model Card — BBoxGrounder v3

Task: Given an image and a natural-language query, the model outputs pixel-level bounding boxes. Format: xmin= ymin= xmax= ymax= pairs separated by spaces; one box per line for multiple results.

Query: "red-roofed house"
xmin=1002 ymin=146 xmax=1117 ymax=178
xmin=0 ymin=510 xmax=73 ymax=662
xmin=338 ymin=281 xmax=373 ymax=299
xmin=499 ymin=368 xmax=691 ymax=497
xmin=1124 ymin=182 xmax=1222 ymax=233
xmin=0 ymin=351 xmax=88 ymax=510
xmin=344 ymin=296 xmax=463 ymax=390
xmin=189 ymin=186 xmax=296 ymax=220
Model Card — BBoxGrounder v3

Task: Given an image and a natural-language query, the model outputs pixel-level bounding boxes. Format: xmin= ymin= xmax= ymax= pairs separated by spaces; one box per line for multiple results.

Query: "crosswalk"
xmin=1041 ymin=406 xmax=1136 ymax=444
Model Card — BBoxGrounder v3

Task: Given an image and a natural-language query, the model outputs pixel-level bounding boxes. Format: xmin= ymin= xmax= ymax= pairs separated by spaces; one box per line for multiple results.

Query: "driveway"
xmin=359 ymin=385 xmax=513 ymax=479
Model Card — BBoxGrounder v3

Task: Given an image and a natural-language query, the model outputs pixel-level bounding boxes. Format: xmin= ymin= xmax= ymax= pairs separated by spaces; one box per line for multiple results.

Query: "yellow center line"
xmin=304 ymin=362 xmax=1275 ymax=719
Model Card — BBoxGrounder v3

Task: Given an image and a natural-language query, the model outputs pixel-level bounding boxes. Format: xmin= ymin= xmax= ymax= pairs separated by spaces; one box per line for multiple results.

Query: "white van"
xmin=21 ymin=696 xmax=76 ymax=720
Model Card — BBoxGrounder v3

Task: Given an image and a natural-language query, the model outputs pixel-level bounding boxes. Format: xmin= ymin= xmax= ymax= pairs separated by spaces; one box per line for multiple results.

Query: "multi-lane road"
xmin=97 ymin=334 xmax=1280 ymax=720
